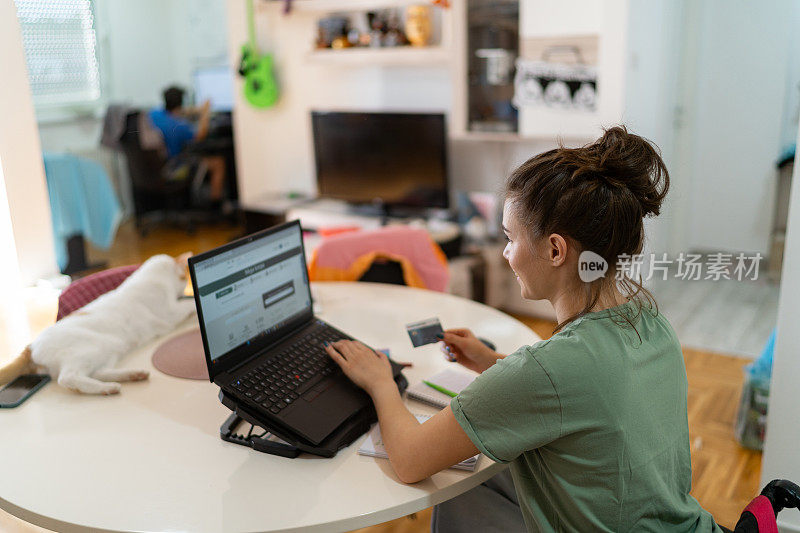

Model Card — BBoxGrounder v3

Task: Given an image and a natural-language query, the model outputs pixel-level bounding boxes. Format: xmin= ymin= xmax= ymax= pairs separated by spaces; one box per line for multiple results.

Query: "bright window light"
xmin=14 ymin=0 xmax=101 ymax=106
xmin=0 ymin=156 xmax=32 ymax=358
xmin=0 ymin=157 xmax=22 ymax=290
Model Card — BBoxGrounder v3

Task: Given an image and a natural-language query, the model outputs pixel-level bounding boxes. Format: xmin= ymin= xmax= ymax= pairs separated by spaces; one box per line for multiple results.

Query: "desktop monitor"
xmin=311 ymin=111 xmax=449 ymax=210
xmin=193 ymin=66 xmax=234 ymax=112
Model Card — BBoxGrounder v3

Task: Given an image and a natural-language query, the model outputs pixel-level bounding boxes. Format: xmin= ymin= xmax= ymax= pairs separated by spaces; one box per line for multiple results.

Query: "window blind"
xmin=14 ymin=0 xmax=101 ymax=106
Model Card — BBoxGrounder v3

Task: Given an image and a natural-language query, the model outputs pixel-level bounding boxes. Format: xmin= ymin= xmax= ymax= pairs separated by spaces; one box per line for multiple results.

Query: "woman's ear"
xmin=547 ymin=234 xmax=569 ymax=267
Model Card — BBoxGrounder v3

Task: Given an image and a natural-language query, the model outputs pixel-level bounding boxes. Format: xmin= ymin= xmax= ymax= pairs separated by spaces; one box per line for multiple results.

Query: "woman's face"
xmin=502 ymin=200 xmax=552 ymax=300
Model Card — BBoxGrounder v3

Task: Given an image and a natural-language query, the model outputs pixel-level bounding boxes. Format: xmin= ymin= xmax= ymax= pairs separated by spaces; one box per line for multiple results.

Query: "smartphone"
xmin=0 ymin=374 xmax=50 ymax=408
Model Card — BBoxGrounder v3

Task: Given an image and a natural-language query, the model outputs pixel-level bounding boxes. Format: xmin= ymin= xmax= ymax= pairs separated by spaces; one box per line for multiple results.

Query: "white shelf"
xmin=451 ymin=132 xmax=521 ymax=142
xmin=307 ymin=45 xmax=451 ymax=66
xmin=449 ymin=131 xmax=599 ymax=145
xmin=289 ymin=0 xmax=440 ymax=12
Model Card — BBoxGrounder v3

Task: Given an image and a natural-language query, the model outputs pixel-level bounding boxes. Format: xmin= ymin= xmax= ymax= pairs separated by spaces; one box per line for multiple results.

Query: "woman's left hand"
xmin=324 ymin=340 xmax=394 ymax=396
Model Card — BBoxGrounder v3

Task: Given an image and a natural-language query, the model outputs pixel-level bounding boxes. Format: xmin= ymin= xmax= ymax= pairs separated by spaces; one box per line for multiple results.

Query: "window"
xmin=14 ymin=0 xmax=101 ymax=107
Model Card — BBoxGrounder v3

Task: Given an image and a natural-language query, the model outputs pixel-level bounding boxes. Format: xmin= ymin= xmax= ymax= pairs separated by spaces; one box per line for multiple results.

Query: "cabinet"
xmin=452 ymin=0 xmax=629 ymax=141
xmin=465 ymin=0 xmax=519 ymax=134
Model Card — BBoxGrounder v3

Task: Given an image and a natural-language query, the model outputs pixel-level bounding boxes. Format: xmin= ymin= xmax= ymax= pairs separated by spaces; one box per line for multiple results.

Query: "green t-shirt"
xmin=451 ymin=301 xmax=721 ymax=532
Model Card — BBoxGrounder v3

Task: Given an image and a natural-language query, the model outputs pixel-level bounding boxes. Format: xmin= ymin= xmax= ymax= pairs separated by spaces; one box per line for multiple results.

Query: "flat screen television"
xmin=311 ymin=111 xmax=448 ymax=210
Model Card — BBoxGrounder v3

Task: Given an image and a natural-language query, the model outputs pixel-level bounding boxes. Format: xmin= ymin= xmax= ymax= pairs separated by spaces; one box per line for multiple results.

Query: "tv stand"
xmin=241 ymin=194 xmax=461 ymax=254
xmin=285 ymin=198 xmax=385 ymax=231
xmin=285 ymin=198 xmax=450 ymax=233
xmin=284 ymin=198 xmax=459 ymax=255
xmin=347 ymin=201 xmax=390 ymax=222
xmin=341 ymin=201 xmax=445 ymax=225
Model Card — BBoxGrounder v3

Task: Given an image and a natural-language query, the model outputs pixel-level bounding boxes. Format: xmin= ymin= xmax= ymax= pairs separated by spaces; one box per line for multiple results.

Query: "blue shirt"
xmin=148 ymin=108 xmax=196 ymax=157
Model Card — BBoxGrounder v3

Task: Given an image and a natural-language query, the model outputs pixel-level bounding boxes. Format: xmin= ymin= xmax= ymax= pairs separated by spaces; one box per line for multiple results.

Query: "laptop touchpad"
xmin=312 ymin=379 xmax=365 ymax=409
xmin=282 ymin=379 xmax=367 ymax=443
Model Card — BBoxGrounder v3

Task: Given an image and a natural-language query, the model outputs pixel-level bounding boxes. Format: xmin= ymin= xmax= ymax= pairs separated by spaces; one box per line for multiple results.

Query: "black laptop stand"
xmin=220 ymin=412 xmax=302 ymax=458
xmin=218 ymin=372 xmax=408 ymax=458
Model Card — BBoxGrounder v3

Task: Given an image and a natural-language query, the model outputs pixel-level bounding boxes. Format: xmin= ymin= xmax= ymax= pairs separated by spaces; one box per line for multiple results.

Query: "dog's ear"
xmin=175 ymin=252 xmax=192 ymax=266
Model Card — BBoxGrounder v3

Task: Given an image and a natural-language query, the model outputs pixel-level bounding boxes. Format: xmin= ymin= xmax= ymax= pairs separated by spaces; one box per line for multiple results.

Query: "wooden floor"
xmin=0 ymin=221 xmax=762 ymax=532
xmin=84 ymin=217 xmax=244 ymax=270
xmin=649 ymin=276 xmax=778 ymax=358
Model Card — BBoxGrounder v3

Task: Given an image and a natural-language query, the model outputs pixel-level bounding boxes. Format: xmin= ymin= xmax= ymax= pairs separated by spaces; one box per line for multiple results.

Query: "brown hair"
xmin=504 ymin=125 xmax=669 ymax=334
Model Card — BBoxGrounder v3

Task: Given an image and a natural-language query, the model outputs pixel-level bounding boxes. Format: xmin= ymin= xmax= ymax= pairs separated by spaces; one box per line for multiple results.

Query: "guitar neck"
xmin=246 ymin=0 xmax=256 ymax=49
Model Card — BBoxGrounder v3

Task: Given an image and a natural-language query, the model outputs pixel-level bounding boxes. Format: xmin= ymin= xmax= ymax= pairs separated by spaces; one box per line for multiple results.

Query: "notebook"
xmin=405 ymin=368 xmax=477 ymax=409
xmin=358 ymin=414 xmax=480 ymax=471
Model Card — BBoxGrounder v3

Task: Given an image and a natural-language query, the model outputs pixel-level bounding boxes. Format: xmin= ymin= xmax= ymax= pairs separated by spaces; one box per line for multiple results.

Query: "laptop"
xmin=188 ymin=220 xmax=404 ymax=445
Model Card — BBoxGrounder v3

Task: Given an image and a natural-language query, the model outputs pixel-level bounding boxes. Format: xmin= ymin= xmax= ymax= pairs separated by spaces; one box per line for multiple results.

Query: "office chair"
xmin=721 ymin=479 xmax=800 ymax=532
xmin=308 ymin=226 xmax=449 ymax=291
xmin=118 ymin=111 xmax=206 ymax=236
xmin=57 ymin=264 xmax=139 ymax=320
xmin=358 ymin=258 xmax=407 ymax=285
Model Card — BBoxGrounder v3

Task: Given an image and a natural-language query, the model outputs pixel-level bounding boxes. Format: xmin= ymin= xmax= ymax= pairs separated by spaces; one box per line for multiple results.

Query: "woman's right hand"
xmin=437 ymin=328 xmax=501 ymax=373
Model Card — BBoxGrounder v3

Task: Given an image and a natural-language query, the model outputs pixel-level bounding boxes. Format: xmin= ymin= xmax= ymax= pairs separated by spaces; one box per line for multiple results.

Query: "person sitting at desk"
xmin=149 ymin=86 xmax=227 ymax=205
xmin=323 ymin=126 xmax=731 ymax=531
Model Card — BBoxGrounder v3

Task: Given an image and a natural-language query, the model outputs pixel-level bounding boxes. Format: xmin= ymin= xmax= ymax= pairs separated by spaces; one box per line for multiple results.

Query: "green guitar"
xmin=238 ymin=0 xmax=279 ymax=108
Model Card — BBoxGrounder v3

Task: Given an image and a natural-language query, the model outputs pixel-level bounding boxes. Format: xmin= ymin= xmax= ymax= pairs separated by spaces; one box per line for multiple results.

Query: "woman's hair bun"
xmin=504 ymin=125 xmax=670 ymax=332
xmin=504 ymin=123 xmax=671 ymax=262
xmin=591 ymin=125 xmax=669 ymax=217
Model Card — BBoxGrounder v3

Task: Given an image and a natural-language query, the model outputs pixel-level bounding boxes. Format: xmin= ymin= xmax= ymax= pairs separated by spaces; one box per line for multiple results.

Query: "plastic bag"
xmin=735 ymin=328 xmax=775 ymax=450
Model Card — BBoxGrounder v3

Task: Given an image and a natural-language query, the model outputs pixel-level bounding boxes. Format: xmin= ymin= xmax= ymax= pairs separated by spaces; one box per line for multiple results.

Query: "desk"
xmin=186 ymin=126 xmax=238 ymax=202
xmin=0 ymin=282 xmax=540 ymax=533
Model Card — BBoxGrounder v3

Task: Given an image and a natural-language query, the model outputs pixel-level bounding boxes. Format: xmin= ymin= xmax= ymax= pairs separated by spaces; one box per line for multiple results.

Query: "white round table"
xmin=0 ymin=282 xmax=540 ymax=533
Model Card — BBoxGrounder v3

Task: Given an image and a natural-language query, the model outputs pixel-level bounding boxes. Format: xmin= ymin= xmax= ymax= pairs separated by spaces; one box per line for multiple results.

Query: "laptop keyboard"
xmin=230 ymin=327 xmax=346 ymax=415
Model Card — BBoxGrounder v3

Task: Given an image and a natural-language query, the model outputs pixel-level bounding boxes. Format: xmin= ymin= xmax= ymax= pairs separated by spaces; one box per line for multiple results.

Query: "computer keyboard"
xmin=230 ymin=327 xmax=346 ymax=415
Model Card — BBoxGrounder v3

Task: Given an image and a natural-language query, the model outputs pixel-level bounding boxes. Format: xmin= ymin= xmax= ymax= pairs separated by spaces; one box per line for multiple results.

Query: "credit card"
xmin=406 ymin=317 xmax=444 ymax=348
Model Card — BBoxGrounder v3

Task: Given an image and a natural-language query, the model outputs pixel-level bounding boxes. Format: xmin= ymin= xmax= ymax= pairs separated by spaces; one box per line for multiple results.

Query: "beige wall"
xmin=0 ymin=0 xmax=56 ymax=286
xmin=761 ymin=124 xmax=800 ymax=532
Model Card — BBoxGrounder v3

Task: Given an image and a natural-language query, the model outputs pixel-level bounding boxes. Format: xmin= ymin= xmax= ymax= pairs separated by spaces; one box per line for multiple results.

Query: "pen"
xmin=423 ymin=380 xmax=457 ymax=397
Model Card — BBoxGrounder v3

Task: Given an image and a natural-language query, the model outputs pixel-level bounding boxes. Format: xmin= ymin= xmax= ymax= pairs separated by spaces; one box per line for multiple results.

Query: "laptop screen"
xmin=191 ymin=223 xmax=312 ymax=363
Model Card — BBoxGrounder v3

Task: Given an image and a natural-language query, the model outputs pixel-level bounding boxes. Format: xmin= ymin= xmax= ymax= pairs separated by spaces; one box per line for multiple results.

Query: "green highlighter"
xmin=423 ymin=380 xmax=458 ymax=398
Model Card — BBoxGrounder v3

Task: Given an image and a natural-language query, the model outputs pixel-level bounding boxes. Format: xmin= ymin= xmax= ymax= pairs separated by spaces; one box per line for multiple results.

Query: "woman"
xmin=323 ymin=126 xmax=721 ymax=531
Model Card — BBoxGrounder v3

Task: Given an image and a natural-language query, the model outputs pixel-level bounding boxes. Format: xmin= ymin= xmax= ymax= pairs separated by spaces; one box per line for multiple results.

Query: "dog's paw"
xmin=129 ymin=370 xmax=149 ymax=382
xmin=102 ymin=383 xmax=121 ymax=395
